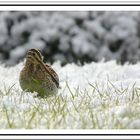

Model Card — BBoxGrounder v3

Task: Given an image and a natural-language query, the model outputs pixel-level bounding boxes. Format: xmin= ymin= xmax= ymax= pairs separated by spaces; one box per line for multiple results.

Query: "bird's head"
xmin=26 ymin=48 xmax=43 ymax=64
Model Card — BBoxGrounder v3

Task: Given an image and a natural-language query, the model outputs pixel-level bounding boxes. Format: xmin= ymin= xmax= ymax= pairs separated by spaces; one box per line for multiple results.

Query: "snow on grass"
xmin=0 ymin=60 xmax=140 ymax=129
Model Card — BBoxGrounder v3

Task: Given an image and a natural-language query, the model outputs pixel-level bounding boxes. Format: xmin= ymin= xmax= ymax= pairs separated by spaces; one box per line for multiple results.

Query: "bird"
xmin=19 ymin=48 xmax=59 ymax=97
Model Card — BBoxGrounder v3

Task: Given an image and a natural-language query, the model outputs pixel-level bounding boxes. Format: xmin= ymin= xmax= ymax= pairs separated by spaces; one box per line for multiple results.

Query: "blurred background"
xmin=0 ymin=11 xmax=140 ymax=66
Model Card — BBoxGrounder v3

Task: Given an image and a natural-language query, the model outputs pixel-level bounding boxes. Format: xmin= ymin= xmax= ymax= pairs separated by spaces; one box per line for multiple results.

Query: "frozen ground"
xmin=0 ymin=60 xmax=140 ymax=129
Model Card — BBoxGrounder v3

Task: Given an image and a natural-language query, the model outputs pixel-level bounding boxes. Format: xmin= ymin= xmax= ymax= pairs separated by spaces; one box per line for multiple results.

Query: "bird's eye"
xmin=32 ymin=53 xmax=35 ymax=56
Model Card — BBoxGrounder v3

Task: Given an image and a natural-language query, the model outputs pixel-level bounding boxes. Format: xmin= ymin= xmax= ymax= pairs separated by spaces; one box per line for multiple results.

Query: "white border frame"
xmin=0 ymin=0 xmax=140 ymax=5
xmin=1 ymin=6 xmax=140 ymax=10
xmin=0 ymin=5 xmax=139 ymax=140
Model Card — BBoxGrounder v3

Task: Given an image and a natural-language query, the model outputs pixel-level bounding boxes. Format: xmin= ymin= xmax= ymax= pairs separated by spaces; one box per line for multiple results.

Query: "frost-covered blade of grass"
xmin=0 ymin=61 xmax=140 ymax=129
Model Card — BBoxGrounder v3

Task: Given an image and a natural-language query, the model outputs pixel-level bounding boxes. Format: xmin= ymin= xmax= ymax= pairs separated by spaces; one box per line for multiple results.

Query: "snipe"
xmin=19 ymin=48 xmax=59 ymax=97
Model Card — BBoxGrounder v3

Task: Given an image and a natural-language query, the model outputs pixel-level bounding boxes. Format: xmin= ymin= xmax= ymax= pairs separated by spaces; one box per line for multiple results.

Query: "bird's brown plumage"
xmin=19 ymin=48 xmax=59 ymax=97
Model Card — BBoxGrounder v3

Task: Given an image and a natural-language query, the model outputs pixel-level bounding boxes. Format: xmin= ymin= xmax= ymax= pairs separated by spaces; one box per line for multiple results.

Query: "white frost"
xmin=0 ymin=61 xmax=139 ymax=128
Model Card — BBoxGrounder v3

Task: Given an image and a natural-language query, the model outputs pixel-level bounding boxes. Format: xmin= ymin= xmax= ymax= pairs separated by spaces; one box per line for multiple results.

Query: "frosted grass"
xmin=0 ymin=61 xmax=140 ymax=129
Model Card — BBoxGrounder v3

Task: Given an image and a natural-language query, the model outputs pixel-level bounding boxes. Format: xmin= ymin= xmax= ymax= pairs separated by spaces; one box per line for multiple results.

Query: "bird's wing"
xmin=45 ymin=64 xmax=59 ymax=88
